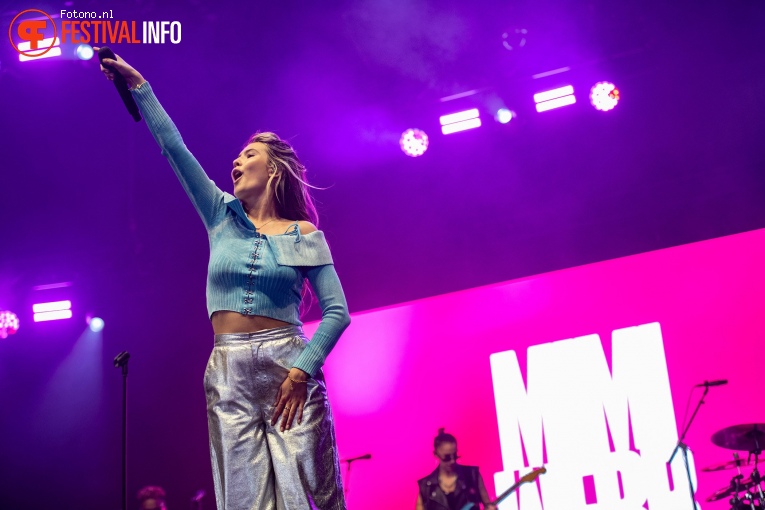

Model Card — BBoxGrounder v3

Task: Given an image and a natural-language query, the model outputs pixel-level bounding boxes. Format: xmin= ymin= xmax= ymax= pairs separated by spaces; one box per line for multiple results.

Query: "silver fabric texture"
xmin=204 ymin=325 xmax=346 ymax=510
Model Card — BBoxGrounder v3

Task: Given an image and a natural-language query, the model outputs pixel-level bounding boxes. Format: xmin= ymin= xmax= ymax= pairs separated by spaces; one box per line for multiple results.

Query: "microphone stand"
xmin=114 ymin=351 xmax=131 ymax=510
xmin=668 ymin=384 xmax=709 ymax=510
xmin=341 ymin=454 xmax=371 ymax=498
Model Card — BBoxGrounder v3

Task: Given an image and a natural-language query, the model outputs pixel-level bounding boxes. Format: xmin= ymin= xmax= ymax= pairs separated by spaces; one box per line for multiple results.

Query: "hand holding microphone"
xmin=95 ymin=46 xmax=144 ymax=121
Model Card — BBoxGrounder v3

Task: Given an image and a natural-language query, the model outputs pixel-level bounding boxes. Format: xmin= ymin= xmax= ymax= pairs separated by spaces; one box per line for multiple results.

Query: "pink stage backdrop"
xmin=306 ymin=228 xmax=765 ymax=510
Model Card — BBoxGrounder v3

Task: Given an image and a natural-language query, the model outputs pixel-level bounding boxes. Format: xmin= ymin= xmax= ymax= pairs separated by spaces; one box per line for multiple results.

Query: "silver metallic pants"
xmin=204 ymin=325 xmax=346 ymax=510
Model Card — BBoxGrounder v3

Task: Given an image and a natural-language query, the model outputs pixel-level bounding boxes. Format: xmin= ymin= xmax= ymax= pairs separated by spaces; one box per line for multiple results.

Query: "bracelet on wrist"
xmin=288 ymin=374 xmax=308 ymax=384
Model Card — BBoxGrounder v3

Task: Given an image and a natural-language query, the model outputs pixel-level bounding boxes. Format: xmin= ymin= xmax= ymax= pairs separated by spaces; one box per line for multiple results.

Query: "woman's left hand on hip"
xmin=271 ymin=369 xmax=309 ymax=431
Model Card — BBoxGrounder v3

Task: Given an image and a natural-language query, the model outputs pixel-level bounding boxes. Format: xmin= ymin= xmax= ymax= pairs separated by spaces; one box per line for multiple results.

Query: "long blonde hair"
xmin=246 ymin=132 xmax=319 ymax=226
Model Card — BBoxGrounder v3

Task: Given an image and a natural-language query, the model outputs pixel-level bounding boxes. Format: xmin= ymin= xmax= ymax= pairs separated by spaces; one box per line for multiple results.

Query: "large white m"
xmin=490 ymin=322 xmax=698 ymax=510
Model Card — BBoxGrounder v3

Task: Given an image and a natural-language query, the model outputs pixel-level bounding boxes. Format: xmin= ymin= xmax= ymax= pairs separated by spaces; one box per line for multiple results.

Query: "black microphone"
xmin=97 ymin=46 xmax=142 ymax=122
xmin=113 ymin=351 xmax=130 ymax=367
xmin=191 ymin=490 xmax=205 ymax=502
xmin=695 ymin=379 xmax=728 ymax=387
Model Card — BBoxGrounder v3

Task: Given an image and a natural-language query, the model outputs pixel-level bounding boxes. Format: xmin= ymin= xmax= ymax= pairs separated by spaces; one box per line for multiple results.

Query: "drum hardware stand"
xmin=729 ymin=472 xmax=745 ymax=510
xmin=749 ymin=452 xmax=764 ymax=510
xmin=703 ymin=424 xmax=765 ymax=508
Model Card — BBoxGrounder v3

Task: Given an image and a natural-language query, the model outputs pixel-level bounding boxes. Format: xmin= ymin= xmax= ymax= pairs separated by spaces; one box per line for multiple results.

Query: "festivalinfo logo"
xmin=9 ymin=9 xmax=182 ymax=58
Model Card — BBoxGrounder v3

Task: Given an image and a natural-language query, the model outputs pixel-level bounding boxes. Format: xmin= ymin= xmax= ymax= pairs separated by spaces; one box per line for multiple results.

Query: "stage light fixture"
xmin=33 ymin=300 xmax=72 ymax=313
xmin=75 ymin=44 xmax=94 ymax=61
xmin=590 ymin=82 xmax=620 ymax=112
xmin=0 ymin=311 xmax=20 ymax=339
xmin=33 ymin=300 xmax=72 ymax=322
xmin=399 ymin=129 xmax=429 ymax=157
xmin=496 ymin=109 xmax=514 ymax=124
xmin=88 ymin=317 xmax=105 ymax=332
xmin=534 ymin=86 xmax=576 ymax=112
xmin=502 ymin=28 xmax=528 ymax=51
xmin=440 ymin=109 xmax=481 ymax=135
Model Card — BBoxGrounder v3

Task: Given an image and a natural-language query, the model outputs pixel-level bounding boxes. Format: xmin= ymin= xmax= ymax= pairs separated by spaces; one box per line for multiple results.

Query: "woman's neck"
xmin=439 ymin=465 xmax=456 ymax=476
xmin=241 ymin=194 xmax=278 ymax=224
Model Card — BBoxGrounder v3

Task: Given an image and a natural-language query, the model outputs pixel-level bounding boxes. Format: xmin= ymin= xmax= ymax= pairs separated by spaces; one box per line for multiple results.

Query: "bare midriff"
xmin=211 ymin=311 xmax=292 ymax=335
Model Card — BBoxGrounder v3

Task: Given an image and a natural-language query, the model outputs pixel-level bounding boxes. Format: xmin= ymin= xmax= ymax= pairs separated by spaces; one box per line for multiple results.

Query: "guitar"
xmin=460 ymin=466 xmax=547 ymax=510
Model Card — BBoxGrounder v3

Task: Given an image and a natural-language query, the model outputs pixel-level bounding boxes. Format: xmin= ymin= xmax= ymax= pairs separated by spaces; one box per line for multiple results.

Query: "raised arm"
xmin=97 ymin=49 xmax=224 ymax=229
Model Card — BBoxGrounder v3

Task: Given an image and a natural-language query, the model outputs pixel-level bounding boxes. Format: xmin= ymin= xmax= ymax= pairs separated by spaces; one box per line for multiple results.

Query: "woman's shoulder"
xmin=295 ymin=220 xmax=318 ymax=235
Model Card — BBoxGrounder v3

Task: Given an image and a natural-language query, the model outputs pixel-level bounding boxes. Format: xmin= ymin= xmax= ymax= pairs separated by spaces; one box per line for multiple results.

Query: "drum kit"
xmin=704 ymin=424 xmax=765 ymax=509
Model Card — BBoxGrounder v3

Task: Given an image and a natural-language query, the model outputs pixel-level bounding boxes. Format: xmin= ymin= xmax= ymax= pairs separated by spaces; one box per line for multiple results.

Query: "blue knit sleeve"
xmin=268 ymin=230 xmax=350 ymax=375
xmin=292 ymin=264 xmax=351 ymax=377
xmin=130 ymin=82 xmax=225 ymax=229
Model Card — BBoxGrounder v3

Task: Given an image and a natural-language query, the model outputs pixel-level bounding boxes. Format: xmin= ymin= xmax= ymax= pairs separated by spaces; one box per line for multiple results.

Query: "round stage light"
xmin=88 ymin=317 xmax=105 ymax=332
xmin=502 ymin=28 xmax=528 ymax=51
xmin=496 ymin=108 xmax=514 ymax=124
xmin=399 ymin=129 xmax=429 ymax=157
xmin=590 ymin=82 xmax=620 ymax=112
xmin=0 ymin=311 xmax=20 ymax=339
xmin=76 ymin=44 xmax=94 ymax=61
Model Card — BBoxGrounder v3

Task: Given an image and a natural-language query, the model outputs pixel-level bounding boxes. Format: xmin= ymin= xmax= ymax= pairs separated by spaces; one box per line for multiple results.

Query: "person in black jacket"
xmin=416 ymin=429 xmax=497 ymax=510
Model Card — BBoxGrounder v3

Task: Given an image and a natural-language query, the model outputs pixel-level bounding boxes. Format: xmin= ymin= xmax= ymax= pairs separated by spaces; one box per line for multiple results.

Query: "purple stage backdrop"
xmin=309 ymin=227 xmax=765 ymax=510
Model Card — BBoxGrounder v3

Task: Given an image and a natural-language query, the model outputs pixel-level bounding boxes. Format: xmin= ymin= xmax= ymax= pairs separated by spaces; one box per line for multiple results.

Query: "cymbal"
xmin=702 ymin=457 xmax=752 ymax=472
xmin=712 ymin=424 xmax=765 ymax=452
xmin=706 ymin=476 xmax=758 ymax=502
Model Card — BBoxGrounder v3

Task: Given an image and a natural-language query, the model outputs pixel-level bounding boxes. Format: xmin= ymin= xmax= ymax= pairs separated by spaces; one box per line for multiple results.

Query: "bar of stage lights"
xmin=32 ymin=300 xmax=72 ymax=313
xmin=34 ymin=310 xmax=74 ymax=322
xmin=534 ymin=85 xmax=576 ymax=112
xmin=32 ymin=297 xmax=73 ymax=322
xmin=18 ymin=37 xmax=62 ymax=62
xmin=441 ymin=118 xmax=482 ymax=135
